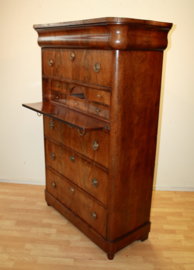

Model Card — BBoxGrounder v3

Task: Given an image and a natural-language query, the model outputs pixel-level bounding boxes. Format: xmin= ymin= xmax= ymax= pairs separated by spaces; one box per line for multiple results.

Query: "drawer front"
xmin=88 ymin=88 xmax=110 ymax=106
xmin=45 ymin=139 xmax=108 ymax=206
xmin=44 ymin=116 xmax=109 ymax=168
xmin=88 ymin=101 xmax=110 ymax=120
xmin=51 ymin=90 xmax=67 ymax=104
xmin=51 ymin=80 xmax=67 ymax=92
xmin=46 ymin=167 xmax=107 ymax=238
xmin=68 ymin=96 xmax=86 ymax=112
xmin=42 ymin=49 xmax=112 ymax=87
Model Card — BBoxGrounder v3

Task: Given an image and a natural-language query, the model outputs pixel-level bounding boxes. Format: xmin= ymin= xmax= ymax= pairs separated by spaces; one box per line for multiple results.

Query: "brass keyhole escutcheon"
xmin=49 ymin=118 xmax=54 ymax=130
xmin=70 ymin=52 xmax=75 ymax=60
xmin=90 ymin=211 xmax=97 ymax=220
xmin=51 ymin=152 xmax=55 ymax=160
xmin=94 ymin=62 xmax=100 ymax=73
xmin=92 ymin=141 xmax=99 ymax=151
xmin=51 ymin=181 xmax=56 ymax=189
xmin=92 ymin=178 xmax=98 ymax=188
xmin=48 ymin=58 xmax=54 ymax=67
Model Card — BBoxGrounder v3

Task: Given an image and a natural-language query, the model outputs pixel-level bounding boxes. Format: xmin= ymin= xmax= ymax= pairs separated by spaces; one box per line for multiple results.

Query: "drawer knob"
xmin=96 ymin=109 xmax=100 ymax=112
xmin=49 ymin=118 xmax=54 ymax=130
xmin=48 ymin=58 xmax=54 ymax=67
xmin=70 ymin=52 xmax=75 ymax=60
xmin=78 ymin=129 xmax=86 ymax=136
xmin=70 ymin=187 xmax=75 ymax=194
xmin=94 ymin=62 xmax=100 ymax=73
xmin=51 ymin=181 xmax=56 ymax=189
xmin=70 ymin=155 xmax=75 ymax=162
xmin=92 ymin=141 xmax=99 ymax=151
xmin=97 ymin=95 xmax=101 ymax=98
xmin=56 ymin=96 xmax=59 ymax=99
xmin=74 ymin=102 xmax=78 ymax=105
xmin=92 ymin=178 xmax=98 ymax=188
xmin=57 ymin=84 xmax=60 ymax=87
xmin=51 ymin=152 xmax=55 ymax=160
xmin=90 ymin=211 xmax=97 ymax=220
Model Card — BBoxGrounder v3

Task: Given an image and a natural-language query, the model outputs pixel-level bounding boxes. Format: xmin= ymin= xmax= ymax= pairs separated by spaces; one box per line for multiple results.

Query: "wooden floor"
xmin=0 ymin=183 xmax=194 ymax=270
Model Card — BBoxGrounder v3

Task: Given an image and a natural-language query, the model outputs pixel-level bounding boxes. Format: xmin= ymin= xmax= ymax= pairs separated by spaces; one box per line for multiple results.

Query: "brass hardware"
xmin=48 ymin=58 xmax=54 ymax=67
xmin=90 ymin=211 xmax=97 ymax=220
xmin=94 ymin=62 xmax=100 ymax=73
xmin=70 ymin=52 xmax=75 ymax=60
xmin=70 ymin=187 xmax=75 ymax=194
xmin=51 ymin=152 xmax=55 ymax=160
xmin=74 ymin=102 xmax=78 ymax=105
xmin=56 ymin=96 xmax=59 ymax=99
xmin=78 ymin=129 xmax=86 ymax=136
xmin=70 ymin=155 xmax=75 ymax=162
xmin=97 ymin=95 xmax=101 ymax=98
xmin=49 ymin=118 xmax=54 ymax=130
xmin=57 ymin=84 xmax=60 ymax=87
xmin=92 ymin=141 xmax=99 ymax=151
xmin=92 ymin=178 xmax=98 ymax=188
xmin=51 ymin=181 xmax=56 ymax=189
xmin=37 ymin=113 xmax=41 ymax=117
xmin=96 ymin=109 xmax=100 ymax=112
xmin=69 ymin=125 xmax=73 ymax=129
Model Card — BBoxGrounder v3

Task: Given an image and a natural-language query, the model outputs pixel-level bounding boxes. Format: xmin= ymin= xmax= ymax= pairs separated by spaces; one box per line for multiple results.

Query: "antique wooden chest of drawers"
xmin=23 ymin=17 xmax=172 ymax=259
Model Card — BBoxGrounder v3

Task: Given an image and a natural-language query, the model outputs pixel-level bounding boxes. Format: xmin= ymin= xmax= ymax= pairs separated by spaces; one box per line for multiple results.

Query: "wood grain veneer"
xmin=22 ymin=17 xmax=172 ymax=260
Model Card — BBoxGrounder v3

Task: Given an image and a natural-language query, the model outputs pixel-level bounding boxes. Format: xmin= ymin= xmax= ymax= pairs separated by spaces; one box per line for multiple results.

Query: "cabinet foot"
xmin=107 ymin=253 xmax=114 ymax=260
xmin=140 ymin=233 xmax=149 ymax=242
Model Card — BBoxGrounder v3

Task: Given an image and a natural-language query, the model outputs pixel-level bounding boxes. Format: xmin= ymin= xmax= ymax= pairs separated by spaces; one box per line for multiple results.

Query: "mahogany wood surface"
xmin=107 ymin=50 xmax=164 ymax=243
xmin=45 ymin=138 xmax=108 ymax=205
xmin=46 ymin=167 xmax=107 ymax=238
xmin=44 ymin=115 xmax=109 ymax=168
xmin=23 ymin=17 xmax=172 ymax=260
xmin=22 ymin=101 xmax=109 ymax=131
xmin=42 ymin=49 xmax=112 ymax=87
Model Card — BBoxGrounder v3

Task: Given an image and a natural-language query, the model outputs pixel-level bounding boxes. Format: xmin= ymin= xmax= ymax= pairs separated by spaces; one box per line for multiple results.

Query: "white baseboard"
xmin=0 ymin=179 xmax=45 ymax=186
xmin=153 ymin=185 xmax=194 ymax=192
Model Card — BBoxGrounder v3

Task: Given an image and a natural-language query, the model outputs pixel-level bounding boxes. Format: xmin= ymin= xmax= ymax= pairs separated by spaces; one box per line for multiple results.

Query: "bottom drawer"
xmin=46 ymin=167 xmax=107 ymax=238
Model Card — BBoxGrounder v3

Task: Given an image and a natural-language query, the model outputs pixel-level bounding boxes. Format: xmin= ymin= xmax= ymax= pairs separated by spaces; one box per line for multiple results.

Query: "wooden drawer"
xmin=88 ymin=101 xmax=110 ymax=120
xmin=45 ymin=139 xmax=108 ymax=206
xmin=51 ymin=80 xmax=67 ymax=92
xmin=51 ymin=90 xmax=67 ymax=104
xmin=88 ymin=89 xmax=110 ymax=106
xmin=42 ymin=49 xmax=112 ymax=87
xmin=44 ymin=116 xmax=109 ymax=168
xmin=68 ymin=96 xmax=86 ymax=112
xmin=46 ymin=167 xmax=107 ymax=238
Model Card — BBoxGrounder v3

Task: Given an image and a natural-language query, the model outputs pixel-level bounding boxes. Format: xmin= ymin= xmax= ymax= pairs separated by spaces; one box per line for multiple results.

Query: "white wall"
xmin=0 ymin=0 xmax=193 ymax=190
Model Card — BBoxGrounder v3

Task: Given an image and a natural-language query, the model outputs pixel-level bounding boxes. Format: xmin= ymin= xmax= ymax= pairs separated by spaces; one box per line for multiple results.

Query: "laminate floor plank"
xmin=0 ymin=183 xmax=194 ymax=270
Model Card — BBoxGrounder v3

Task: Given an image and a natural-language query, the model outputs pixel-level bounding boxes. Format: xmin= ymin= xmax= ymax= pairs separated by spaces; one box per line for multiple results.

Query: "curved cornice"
xmin=34 ymin=17 xmax=172 ymax=51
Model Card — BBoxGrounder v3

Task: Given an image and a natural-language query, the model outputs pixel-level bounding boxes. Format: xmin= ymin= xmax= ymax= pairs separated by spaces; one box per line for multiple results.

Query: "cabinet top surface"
xmin=34 ymin=17 xmax=172 ymax=29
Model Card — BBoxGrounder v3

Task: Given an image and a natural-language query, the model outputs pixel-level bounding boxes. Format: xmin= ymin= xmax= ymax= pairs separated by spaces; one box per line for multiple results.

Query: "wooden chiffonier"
xmin=23 ymin=17 xmax=172 ymax=259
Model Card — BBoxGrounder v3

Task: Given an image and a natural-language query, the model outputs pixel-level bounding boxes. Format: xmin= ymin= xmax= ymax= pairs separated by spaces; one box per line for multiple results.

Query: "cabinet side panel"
xmin=107 ymin=50 xmax=163 ymax=241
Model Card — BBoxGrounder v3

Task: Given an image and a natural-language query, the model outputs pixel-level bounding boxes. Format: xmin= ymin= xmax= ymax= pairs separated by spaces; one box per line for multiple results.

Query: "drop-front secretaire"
xmin=23 ymin=17 xmax=172 ymax=259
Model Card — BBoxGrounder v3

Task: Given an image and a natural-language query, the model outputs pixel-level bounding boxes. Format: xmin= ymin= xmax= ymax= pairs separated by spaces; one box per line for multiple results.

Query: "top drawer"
xmin=42 ymin=49 xmax=112 ymax=87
